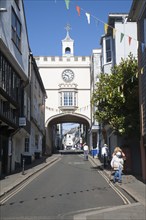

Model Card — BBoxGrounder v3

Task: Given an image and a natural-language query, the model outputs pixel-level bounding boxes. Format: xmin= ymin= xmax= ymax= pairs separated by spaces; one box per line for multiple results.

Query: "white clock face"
xmin=62 ymin=69 xmax=74 ymax=82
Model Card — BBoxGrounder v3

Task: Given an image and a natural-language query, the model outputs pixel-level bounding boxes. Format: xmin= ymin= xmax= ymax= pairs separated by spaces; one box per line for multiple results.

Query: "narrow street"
xmin=0 ymin=154 xmax=135 ymax=220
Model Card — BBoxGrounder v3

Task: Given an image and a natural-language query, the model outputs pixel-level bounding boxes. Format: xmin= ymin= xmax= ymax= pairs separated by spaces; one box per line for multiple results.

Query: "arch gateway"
xmin=35 ymin=25 xmax=101 ymax=154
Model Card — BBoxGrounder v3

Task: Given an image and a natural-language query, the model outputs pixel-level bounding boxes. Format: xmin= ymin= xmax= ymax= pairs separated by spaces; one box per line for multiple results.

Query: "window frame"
xmin=24 ymin=138 xmax=29 ymax=153
xmin=105 ymin=37 xmax=112 ymax=63
xmin=11 ymin=7 xmax=21 ymax=51
xmin=60 ymin=91 xmax=77 ymax=107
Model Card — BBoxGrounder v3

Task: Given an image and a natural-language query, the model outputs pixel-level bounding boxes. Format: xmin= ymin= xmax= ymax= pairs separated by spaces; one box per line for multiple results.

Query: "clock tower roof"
xmin=62 ymin=24 xmax=74 ymax=57
xmin=62 ymin=24 xmax=74 ymax=42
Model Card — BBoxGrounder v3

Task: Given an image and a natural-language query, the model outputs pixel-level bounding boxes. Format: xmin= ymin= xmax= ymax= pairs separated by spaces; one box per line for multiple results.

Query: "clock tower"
xmin=62 ymin=24 xmax=74 ymax=57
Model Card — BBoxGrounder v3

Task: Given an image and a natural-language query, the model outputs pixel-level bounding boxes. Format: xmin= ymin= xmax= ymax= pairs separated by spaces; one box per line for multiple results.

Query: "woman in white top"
xmin=110 ymin=151 xmax=124 ymax=183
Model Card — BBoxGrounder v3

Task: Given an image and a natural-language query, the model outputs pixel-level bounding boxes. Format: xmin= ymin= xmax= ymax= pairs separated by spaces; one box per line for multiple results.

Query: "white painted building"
xmin=100 ymin=13 xmax=138 ymax=154
xmin=101 ymin=13 xmax=137 ymax=74
xmin=27 ymin=55 xmax=46 ymax=160
xmin=35 ymin=25 xmax=100 ymax=154
xmin=0 ymin=0 xmax=47 ymax=175
xmin=0 ymin=0 xmax=30 ymax=174
xmin=90 ymin=49 xmax=102 ymax=152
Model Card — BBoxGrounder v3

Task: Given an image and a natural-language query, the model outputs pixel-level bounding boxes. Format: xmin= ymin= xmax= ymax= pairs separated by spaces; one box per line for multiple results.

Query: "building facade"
xmin=0 ymin=0 xmax=30 ymax=175
xmin=0 ymin=0 xmax=46 ymax=175
xmin=100 ymin=13 xmax=137 ymax=74
xmin=129 ymin=0 xmax=146 ymax=181
xmin=29 ymin=54 xmax=46 ymax=160
xmin=99 ymin=13 xmax=140 ymax=175
xmin=90 ymin=49 xmax=102 ymax=152
xmin=100 ymin=14 xmax=137 ymax=147
xmin=35 ymin=25 xmax=101 ymax=154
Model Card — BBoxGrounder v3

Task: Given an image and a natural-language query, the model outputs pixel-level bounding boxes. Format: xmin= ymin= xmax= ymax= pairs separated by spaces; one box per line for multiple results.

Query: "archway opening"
xmin=65 ymin=47 xmax=71 ymax=55
xmin=45 ymin=113 xmax=90 ymax=155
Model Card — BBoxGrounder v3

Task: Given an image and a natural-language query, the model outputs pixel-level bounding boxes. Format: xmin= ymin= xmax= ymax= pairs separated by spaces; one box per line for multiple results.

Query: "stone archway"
xmin=45 ymin=113 xmax=91 ymax=155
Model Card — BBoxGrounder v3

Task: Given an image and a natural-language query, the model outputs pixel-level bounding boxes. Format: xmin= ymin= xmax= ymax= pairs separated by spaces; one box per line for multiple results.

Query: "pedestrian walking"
xmin=83 ymin=142 xmax=89 ymax=160
xmin=110 ymin=151 xmax=124 ymax=183
xmin=101 ymin=144 xmax=109 ymax=168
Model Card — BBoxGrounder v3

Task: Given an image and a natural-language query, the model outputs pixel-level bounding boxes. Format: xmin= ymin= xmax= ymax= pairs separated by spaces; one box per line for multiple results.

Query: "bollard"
xmin=22 ymin=158 xmax=25 ymax=175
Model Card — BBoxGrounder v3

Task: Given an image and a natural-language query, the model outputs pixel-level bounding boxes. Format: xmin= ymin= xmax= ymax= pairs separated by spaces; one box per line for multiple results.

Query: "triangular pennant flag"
xmin=120 ymin=33 xmax=124 ymax=43
xmin=85 ymin=12 xmax=90 ymax=24
xmin=113 ymin=28 xmax=116 ymax=39
xmin=104 ymin=23 xmax=108 ymax=34
xmin=141 ymin=67 xmax=144 ymax=74
xmin=76 ymin=6 xmax=81 ymax=16
xmin=128 ymin=36 xmax=132 ymax=45
xmin=65 ymin=0 xmax=70 ymax=10
xmin=141 ymin=43 xmax=145 ymax=52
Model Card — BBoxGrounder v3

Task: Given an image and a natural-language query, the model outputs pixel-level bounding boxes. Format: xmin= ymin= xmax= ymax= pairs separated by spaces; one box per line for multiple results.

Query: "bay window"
xmin=59 ymin=90 xmax=78 ymax=110
xmin=105 ymin=37 xmax=112 ymax=63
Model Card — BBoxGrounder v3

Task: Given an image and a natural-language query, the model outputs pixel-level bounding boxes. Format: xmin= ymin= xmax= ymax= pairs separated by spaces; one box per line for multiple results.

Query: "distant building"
xmin=28 ymin=54 xmax=46 ymax=160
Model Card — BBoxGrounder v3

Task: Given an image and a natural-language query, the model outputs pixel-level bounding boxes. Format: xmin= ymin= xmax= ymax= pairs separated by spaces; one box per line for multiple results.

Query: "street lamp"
xmin=0 ymin=8 xmax=7 ymax=12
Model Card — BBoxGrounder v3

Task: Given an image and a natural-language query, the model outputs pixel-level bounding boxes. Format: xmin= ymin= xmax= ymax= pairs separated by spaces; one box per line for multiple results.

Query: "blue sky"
xmin=24 ymin=0 xmax=133 ymax=57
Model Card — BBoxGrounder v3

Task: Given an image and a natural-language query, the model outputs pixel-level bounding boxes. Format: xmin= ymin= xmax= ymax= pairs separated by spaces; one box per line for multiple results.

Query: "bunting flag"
xmin=113 ymin=28 xmax=116 ymax=39
xmin=128 ymin=36 xmax=132 ymax=45
xmin=141 ymin=67 xmax=144 ymax=74
xmin=63 ymin=2 xmax=145 ymax=54
xmin=120 ymin=33 xmax=124 ymax=43
xmin=57 ymin=2 xmax=146 ymax=81
xmin=65 ymin=0 xmax=70 ymax=10
xmin=76 ymin=6 xmax=81 ymax=16
xmin=85 ymin=12 xmax=90 ymax=24
xmin=141 ymin=43 xmax=145 ymax=52
xmin=104 ymin=23 xmax=108 ymax=34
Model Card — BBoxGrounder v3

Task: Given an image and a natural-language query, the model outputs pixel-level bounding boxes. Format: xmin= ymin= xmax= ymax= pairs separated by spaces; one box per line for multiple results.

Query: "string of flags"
xmin=53 ymin=0 xmax=145 ymax=107
xmin=46 ymin=105 xmax=90 ymax=112
xmin=46 ymin=106 xmax=60 ymax=112
xmin=64 ymin=0 xmax=146 ymax=49
xmin=64 ymin=0 xmax=146 ymax=78
xmin=97 ymin=62 xmax=146 ymax=104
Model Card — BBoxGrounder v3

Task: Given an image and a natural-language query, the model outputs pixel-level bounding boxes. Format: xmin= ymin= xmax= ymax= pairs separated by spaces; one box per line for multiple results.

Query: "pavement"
xmin=0 ymin=153 xmax=145 ymax=220
xmin=0 ymin=154 xmax=61 ymax=198
xmin=78 ymin=155 xmax=146 ymax=220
